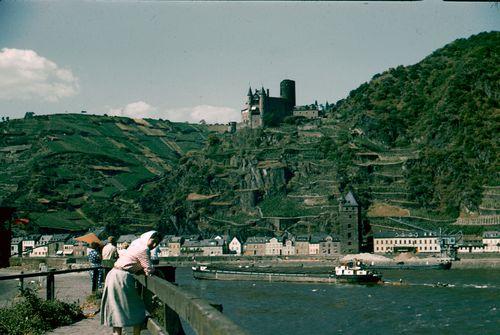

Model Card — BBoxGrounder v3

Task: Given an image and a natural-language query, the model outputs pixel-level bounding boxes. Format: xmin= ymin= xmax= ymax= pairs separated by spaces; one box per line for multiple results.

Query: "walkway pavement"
xmin=47 ymin=314 xmax=151 ymax=335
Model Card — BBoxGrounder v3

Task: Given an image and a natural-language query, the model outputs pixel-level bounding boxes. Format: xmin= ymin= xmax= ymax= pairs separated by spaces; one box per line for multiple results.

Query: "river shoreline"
xmin=6 ymin=254 xmax=500 ymax=272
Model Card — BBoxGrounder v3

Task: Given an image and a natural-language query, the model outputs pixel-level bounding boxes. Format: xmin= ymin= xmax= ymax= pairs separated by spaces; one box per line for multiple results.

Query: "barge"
xmin=192 ymin=262 xmax=382 ymax=284
xmin=364 ymin=260 xmax=452 ymax=270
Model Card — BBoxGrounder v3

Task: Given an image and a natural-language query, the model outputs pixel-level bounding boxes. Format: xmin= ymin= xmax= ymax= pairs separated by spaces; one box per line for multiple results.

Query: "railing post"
xmin=91 ymin=268 xmax=99 ymax=293
xmin=46 ymin=268 xmax=55 ymax=300
xmin=143 ymin=276 xmax=154 ymax=312
xmin=163 ymin=303 xmax=185 ymax=335
xmin=19 ymin=271 xmax=24 ymax=291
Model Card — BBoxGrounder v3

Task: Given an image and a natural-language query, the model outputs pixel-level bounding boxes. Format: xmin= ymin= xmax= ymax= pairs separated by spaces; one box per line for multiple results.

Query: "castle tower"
xmin=247 ymin=86 xmax=253 ymax=104
xmin=338 ymin=191 xmax=361 ymax=254
xmin=280 ymin=79 xmax=296 ymax=110
xmin=259 ymin=86 xmax=267 ymax=120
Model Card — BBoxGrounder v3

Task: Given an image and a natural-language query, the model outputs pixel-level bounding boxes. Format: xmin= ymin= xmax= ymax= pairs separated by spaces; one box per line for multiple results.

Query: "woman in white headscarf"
xmin=100 ymin=231 xmax=162 ymax=335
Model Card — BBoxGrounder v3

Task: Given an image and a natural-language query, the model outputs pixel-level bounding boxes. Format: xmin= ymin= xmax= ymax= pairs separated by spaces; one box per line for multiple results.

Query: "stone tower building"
xmin=338 ymin=191 xmax=361 ymax=254
xmin=241 ymin=79 xmax=296 ymax=128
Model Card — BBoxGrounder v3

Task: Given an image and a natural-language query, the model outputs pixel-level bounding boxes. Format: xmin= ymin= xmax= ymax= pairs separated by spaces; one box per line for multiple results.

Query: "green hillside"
xmin=0 ymin=114 xmax=209 ymax=233
xmin=332 ymin=31 xmax=499 ymax=215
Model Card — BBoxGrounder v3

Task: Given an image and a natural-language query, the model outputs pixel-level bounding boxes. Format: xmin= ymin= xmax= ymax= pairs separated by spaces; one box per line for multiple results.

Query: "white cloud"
xmin=165 ymin=105 xmax=240 ymax=124
xmin=108 ymin=102 xmax=240 ymax=124
xmin=109 ymin=101 xmax=157 ymax=119
xmin=0 ymin=48 xmax=79 ymax=102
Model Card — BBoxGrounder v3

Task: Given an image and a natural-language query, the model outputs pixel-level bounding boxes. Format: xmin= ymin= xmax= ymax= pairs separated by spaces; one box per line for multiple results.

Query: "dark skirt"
xmin=100 ymin=268 xmax=146 ymax=327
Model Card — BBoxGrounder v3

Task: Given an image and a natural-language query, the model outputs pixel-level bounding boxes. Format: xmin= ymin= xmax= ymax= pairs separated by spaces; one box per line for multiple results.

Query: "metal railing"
xmin=0 ymin=266 xmax=101 ymax=300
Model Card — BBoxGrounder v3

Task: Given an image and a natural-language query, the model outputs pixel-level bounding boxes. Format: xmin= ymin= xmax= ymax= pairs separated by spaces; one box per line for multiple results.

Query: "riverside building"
xmin=483 ymin=231 xmax=500 ymax=253
xmin=243 ymin=236 xmax=270 ymax=256
xmin=373 ymin=231 xmax=441 ymax=254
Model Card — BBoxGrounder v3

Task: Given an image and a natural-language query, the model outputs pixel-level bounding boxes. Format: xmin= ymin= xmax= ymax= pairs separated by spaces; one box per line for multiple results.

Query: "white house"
xmin=309 ymin=243 xmax=320 ymax=255
xmin=63 ymin=241 xmax=74 ymax=256
xmin=483 ymin=231 xmax=500 ymax=253
xmin=22 ymin=234 xmax=41 ymax=255
xmin=309 ymin=236 xmax=321 ymax=255
xmin=458 ymin=243 xmax=485 ymax=254
xmin=228 ymin=237 xmax=241 ymax=255
xmin=282 ymin=239 xmax=295 ymax=255
xmin=265 ymin=237 xmax=283 ymax=256
xmin=30 ymin=245 xmax=48 ymax=257
xmin=10 ymin=237 xmax=23 ymax=257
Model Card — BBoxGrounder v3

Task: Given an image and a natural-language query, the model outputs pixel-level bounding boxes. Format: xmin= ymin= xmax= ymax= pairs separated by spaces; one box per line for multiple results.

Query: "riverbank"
xmin=185 ymin=253 xmax=500 ymax=270
xmin=452 ymin=258 xmax=500 ymax=269
xmin=8 ymin=253 xmax=500 ymax=271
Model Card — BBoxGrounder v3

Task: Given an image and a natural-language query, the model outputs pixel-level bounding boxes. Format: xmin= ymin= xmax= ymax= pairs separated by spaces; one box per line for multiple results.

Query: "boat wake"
xmin=388 ymin=282 xmax=497 ymax=289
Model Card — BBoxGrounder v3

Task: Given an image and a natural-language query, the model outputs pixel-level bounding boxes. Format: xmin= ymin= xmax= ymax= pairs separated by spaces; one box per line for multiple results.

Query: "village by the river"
xmin=1 ymin=2 xmax=499 ymax=334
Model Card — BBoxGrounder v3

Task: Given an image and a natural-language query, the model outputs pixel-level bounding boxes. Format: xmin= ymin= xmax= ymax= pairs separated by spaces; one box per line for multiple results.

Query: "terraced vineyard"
xmin=0 ymin=114 xmax=209 ymax=233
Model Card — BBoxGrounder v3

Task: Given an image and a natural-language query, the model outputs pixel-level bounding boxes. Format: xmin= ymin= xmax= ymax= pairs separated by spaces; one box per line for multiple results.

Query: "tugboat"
xmin=334 ymin=261 xmax=382 ymax=284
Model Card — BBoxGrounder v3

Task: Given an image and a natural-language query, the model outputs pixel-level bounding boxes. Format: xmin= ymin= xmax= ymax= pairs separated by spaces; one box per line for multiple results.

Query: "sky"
xmin=0 ymin=1 xmax=498 ymax=123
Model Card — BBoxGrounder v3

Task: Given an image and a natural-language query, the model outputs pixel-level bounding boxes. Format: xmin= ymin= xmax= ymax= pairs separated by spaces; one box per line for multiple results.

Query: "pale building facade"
xmin=181 ymin=239 xmax=223 ymax=256
xmin=265 ymin=237 xmax=283 ymax=256
xmin=319 ymin=236 xmax=340 ymax=255
xmin=374 ymin=231 xmax=441 ymax=254
xmin=168 ymin=237 xmax=183 ymax=256
xmin=295 ymin=237 xmax=310 ymax=255
xmin=458 ymin=244 xmax=485 ymax=253
xmin=11 ymin=237 xmax=23 ymax=257
xmin=309 ymin=243 xmax=320 ymax=255
xmin=243 ymin=237 xmax=269 ymax=256
xmin=63 ymin=242 xmax=74 ymax=256
xmin=30 ymin=245 xmax=48 ymax=257
xmin=483 ymin=231 xmax=500 ymax=253
xmin=22 ymin=235 xmax=40 ymax=254
xmin=282 ymin=239 xmax=295 ymax=255
xmin=200 ymin=239 xmax=224 ymax=256
xmin=229 ymin=237 xmax=242 ymax=255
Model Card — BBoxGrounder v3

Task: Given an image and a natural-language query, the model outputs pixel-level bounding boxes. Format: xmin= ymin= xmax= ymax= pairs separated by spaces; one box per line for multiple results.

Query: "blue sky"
xmin=0 ymin=1 xmax=498 ymax=123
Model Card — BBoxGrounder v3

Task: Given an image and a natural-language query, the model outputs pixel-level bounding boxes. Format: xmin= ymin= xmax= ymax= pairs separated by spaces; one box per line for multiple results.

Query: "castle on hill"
xmin=241 ymin=79 xmax=296 ymax=128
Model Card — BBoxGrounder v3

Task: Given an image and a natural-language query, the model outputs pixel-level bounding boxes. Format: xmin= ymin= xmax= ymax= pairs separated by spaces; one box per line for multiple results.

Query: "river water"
xmin=176 ymin=267 xmax=499 ymax=335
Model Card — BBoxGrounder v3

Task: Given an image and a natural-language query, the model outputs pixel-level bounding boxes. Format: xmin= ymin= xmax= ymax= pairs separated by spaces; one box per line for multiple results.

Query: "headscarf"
xmin=128 ymin=231 xmax=158 ymax=251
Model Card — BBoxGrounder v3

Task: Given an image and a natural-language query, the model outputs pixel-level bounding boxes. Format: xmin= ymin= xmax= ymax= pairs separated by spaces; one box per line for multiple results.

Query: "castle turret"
xmin=259 ymin=86 xmax=267 ymax=119
xmin=259 ymin=86 xmax=266 ymax=97
xmin=247 ymin=86 xmax=253 ymax=104
xmin=280 ymin=79 xmax=296 ymax=110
